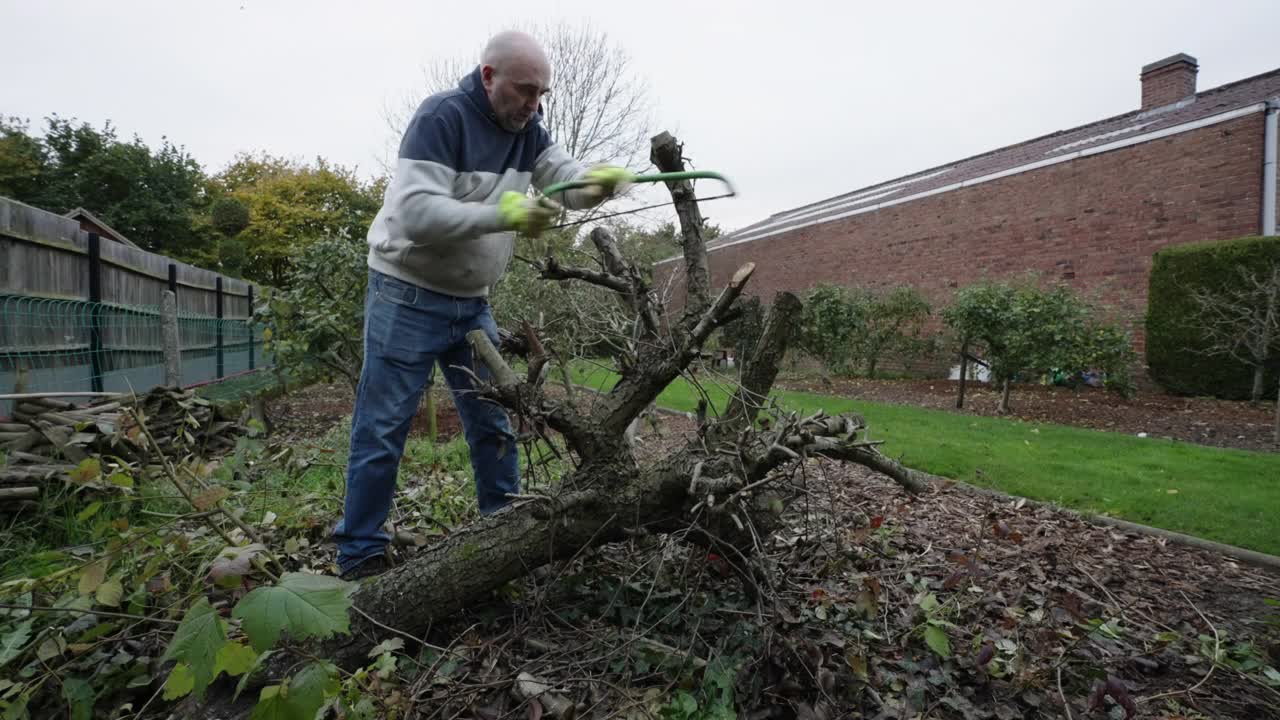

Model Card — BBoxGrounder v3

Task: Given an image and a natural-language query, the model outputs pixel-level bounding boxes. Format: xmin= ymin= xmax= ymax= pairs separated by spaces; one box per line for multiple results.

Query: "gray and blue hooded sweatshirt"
xmin=366 ymin=66 xmax=594 ymax=297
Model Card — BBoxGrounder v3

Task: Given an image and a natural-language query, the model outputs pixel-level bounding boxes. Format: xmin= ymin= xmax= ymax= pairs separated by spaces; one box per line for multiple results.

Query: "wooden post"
xmin=87 ymin=233 xmax=104 ymax=393
xmin=162 ymin=290 xmax=182 ymax=387
xmin=215 ymin=277 xmax=224 ymax=379
xmin=247 ymin=285 xmax=256 ymax=371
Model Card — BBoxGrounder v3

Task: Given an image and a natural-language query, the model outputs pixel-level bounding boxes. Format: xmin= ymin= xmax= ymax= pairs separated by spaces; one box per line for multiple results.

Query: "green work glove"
xmin=582 ymin=165 xmax=633 ymax=200
xmin=497 ymin=191 xmax=562 ymax=238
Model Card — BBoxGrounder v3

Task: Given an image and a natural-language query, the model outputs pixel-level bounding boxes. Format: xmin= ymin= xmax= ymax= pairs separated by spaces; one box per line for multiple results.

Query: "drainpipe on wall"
xmin=1264 ymin=98 xmax=1278 ymax=236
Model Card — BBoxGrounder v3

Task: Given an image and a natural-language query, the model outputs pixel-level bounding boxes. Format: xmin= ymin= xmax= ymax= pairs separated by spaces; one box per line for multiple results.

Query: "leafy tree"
xmin=858 ymin=286 xmax=932 ymax=379
xmin=254 ymin=233 xmax=369 ymax=393
xmin=0 ymin=116 xmax=48 ymax=201
xmin=795 ymin=283 xmax=867 ymax=375
xmin=211 ymin=154 xmax=384 ymax=287
xmin=0 ymin=115 xmax=207 ymax=258
xmin=795 ymin=284 xmax=935 ymax=378
xmin=944 ymin=279 xmax=1134 ymax=412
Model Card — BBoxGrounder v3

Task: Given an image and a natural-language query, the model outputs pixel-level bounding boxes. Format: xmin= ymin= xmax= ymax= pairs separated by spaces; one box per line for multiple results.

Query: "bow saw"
xmin=539 ymin=170 xmax=736 ymax=230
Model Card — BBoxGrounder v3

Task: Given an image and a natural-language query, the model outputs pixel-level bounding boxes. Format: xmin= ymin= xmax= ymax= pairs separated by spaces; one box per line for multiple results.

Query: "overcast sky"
xmin=3 ymin=0 xmax=1278 ymax=233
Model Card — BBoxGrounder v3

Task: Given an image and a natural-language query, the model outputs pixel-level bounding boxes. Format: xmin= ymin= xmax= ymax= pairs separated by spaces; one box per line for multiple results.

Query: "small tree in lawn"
xmin=796 ymin=283 xmax=867 ymax=376
xmin=859 ymin=286 xmax=932 ymax=379
xmin=943 ymin=281 xmax=1021 ymax=410
xmin=1190 ymin=264 xmax=1280 ymax=441
xmin=944 ymin=279 xmax=1134 ymax=413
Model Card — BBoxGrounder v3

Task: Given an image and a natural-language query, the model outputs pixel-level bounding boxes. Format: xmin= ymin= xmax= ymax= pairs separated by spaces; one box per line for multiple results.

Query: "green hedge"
xmin=1146 ymin=235 xmax=1280 ymax=399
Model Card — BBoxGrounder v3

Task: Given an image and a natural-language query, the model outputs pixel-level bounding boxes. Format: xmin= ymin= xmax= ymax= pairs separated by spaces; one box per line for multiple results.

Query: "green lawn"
xmin=572 ymin=365 xmax=1280 ymax=556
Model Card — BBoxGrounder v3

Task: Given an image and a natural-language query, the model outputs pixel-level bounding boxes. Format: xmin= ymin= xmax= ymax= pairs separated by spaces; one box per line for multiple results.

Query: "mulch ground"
xmin=264 ymin=384 xmax=1280 ymax=719
xmin=775 ymin=375 xmax=1279 ymax=453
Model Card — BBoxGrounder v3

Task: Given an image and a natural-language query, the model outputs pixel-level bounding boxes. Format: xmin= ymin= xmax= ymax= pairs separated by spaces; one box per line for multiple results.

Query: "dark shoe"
xmin=339 ymin=552 xmax=393 ymax=581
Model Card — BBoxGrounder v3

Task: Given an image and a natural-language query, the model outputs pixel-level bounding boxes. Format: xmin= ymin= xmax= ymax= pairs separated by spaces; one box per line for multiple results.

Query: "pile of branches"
xmin=0 ymin=387 xmax=241 ymax=512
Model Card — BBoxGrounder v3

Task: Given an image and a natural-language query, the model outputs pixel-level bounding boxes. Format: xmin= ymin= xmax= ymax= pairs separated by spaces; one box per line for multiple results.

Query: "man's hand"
xmin=581 ymin=165 xmax=632 ymax=201
xmin=498 ymin=191 xmax=562 ymax=238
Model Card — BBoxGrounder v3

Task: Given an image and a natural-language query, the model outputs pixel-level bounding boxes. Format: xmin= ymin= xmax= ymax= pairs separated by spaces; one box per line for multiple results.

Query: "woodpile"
xmin=0 ymin=388 xmax=243 ymax=513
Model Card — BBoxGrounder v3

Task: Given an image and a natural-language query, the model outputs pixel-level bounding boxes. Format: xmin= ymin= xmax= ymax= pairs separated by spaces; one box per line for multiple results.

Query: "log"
xmin=0 ymin=487 xmax=39 ymax=500
xmin=27 ymin=396 xmax=77 ymax=411
xmin=0 ymin=392 xmax=122 ymax=401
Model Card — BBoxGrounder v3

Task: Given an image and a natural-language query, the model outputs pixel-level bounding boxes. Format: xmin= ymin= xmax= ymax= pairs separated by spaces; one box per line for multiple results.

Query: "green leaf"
xmin=249 ymin=664 xmax=332 ymax=720
xmin=78 ymin=560 xmax=107 ymax=595
xmin=917 ymin=593 xmax=940 ymax=613
xmin=214 ymin=641 xmax=259 ymax=678
xmin=232 ymin=573 xmax=356 ymax=653
xmin=37 ymin=635 xmax=63 ymax=661
xmin=0 ymin=621 xmax=33 ymax=667
xmin=60 ymin=677 xmax=93 ymax=720
xmin=75 ymin=502 xmax=103 ymax=523
xmin=250 ymin=685 xmax=287 ymax=720
xmin=2 ymin=690 xmax=30 ymax=720
xmin=235 ymin=650 xmax=272 ymax=702
xmin=286 ymin=663 xmax=333 ymax=716
xmin=96 ymin=579 xmax=124 ymax=607
xmin=924 ymin=626 xmax=951 ymax=659
xmin=68 ymin=458 xmax=101 ymax=486
xmin=107 ymin=472 xmax=134 ymax=489
xmin=367 ymin=637 xmax=404 ymax=658
xmin=75 ymin=622 xmax=117 ymax=644
xmin=162 ymin=663 xmax=195 ymax=700
xmin=160 ymin=598 xmax=226 ymax=701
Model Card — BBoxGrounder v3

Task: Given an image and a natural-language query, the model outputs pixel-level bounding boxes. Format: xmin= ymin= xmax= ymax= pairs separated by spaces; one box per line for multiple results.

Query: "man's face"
xmin=482 ymin=59 xmax=550 ymax=132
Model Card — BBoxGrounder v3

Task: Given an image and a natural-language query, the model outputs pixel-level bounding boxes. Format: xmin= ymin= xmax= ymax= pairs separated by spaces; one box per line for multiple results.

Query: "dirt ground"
xmin=776 ymin=375 xmax=1279 ymax=453
xmin=266 ymin=380 xmax=462 ymax=446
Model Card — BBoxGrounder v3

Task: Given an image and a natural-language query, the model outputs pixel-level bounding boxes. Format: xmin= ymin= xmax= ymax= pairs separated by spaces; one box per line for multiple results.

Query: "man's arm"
xmin=386 ymin=112 xmax=505 ymax=245
xmin=531 ymin=142 xmax=607 ymax=211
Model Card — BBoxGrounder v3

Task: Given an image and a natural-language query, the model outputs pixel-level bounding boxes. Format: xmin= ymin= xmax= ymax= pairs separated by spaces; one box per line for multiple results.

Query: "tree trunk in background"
xmin=556 ymin=349 xmax=577 ymax=404
xmin=956 ymin=346 xmax=969 ymax=409
xmin=998 ymin=378 xmax=1012 ymax=414
xmin=1252 ymin=363 xmax=1266 ymax=405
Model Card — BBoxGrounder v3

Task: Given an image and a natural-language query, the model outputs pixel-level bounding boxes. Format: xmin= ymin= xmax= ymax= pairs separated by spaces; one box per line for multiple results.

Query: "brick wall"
xmin=656 ymin=113 xmax=1269 ymax=376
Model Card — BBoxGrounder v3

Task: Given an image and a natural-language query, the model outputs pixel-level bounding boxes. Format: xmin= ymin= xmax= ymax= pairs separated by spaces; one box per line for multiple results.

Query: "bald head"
xmin=480 ymin=31 xmax=552 ymax=132
xmin=481 ymin=31 xmax=550 ymax=74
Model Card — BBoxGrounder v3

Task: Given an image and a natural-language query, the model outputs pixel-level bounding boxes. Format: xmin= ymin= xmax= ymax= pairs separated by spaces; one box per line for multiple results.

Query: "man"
xmin=334 ymin=30 xmax=631 ymax=580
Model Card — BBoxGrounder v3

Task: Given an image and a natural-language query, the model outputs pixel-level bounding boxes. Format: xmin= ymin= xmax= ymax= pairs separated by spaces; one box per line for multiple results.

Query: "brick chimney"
xmin=1140 ymin=53 xmax=1198 ymax=110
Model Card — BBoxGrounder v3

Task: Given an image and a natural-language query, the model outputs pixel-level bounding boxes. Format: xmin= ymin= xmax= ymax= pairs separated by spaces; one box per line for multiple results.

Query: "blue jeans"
xmin=334 ymin=269 xmax=519 ymax=573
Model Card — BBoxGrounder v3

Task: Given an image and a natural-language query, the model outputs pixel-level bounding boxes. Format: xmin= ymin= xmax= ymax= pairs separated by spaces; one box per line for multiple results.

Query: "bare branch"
xmin=464 ymin=330 xmax=599 ymax=457
xmin=651 ymin=131 xmax=712 ymax=323
xmin=687 ymin=263 xmax=756 ymax=348
xmin=533 ymin=255 xmax=632 ymax=294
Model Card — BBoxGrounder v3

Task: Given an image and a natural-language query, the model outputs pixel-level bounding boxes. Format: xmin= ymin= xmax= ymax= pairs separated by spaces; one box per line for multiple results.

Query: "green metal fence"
xmin=1 ymin=294 xmax=272 ymax=418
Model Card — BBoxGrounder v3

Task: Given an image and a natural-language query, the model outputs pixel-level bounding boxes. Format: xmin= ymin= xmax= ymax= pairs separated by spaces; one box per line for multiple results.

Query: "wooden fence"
xmin=0 ymin=196 xmax=270 ymax=416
